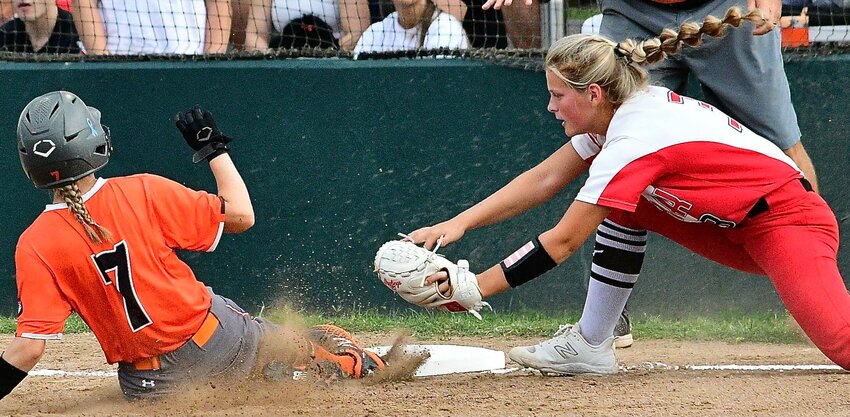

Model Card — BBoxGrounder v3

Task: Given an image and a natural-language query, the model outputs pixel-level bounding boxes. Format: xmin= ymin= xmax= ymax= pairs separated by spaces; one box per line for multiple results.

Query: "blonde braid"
xmin=618 ymin=6 xmax=768 ymax=66
xmin=545 ymin=6 xmax=768 ymax=107
xmin=57 ymin=183 xmax=113 ymax=245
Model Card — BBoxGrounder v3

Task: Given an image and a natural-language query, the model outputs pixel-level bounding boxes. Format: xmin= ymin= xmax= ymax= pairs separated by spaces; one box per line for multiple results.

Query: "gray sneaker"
xmin=613 ymin=309 xmax=633 ymax=349
xmin=508 ymin=323 xmax=617 ymax=375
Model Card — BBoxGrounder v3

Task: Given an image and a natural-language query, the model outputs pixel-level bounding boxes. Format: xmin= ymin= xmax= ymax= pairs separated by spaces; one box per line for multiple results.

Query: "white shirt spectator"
xmin=353 ymin=9 xmax=468 ymax=56
xmin=272 ymin=0 xmax=344 ymax=40
xmin=99 ymin=0 xmax=206 ymax=54
xmin=581 ymin=14 xmax=603 ymax=35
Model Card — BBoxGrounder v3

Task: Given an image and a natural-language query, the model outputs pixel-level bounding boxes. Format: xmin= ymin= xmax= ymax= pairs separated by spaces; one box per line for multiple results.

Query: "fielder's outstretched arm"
xmin=427 ymin=201 xmax=611 ymax=298
xmin=409 ymin=142 xmax=589 ymax=249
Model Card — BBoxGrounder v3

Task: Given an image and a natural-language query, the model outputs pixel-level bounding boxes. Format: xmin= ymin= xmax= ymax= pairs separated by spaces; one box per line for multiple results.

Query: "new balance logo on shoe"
xmin=554 ymin=344 xmax=578 ymax=359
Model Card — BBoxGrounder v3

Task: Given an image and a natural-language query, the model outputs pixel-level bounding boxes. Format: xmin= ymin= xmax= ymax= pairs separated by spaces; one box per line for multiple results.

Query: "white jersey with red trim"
xmin=571 ymin=86 xmax=802 ymax=228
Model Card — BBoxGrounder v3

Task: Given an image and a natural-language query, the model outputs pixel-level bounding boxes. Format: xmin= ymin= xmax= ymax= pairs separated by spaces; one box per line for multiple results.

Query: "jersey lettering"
xmin=668 ymin=91 xmax=741 ymax=132
xmin=698 ymin=213 xmax=737 ymax=228
xmin=648 ymin=187 xmax=694 ymax=221
xmin=728 ymin=117 xmax=743 ymax=132
xmin=91 ymin=241 xmax=153 ymax=332
xmin=644 ymin=186 xmax=737 ymax=227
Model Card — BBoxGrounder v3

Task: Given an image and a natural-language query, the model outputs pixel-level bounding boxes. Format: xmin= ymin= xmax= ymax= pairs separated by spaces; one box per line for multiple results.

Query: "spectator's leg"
xmin=501 ymin=0 xmax=540 ymax=48
xmin=229 ymin=0 xmax=251 ymax=50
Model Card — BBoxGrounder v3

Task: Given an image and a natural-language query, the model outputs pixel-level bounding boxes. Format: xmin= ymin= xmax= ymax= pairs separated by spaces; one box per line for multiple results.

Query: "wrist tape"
xmin=192 ymin=139 xmax=231 ymax=164
xmin=0 ymin=355 xmax=27 ymax=400
xmin=500 ymin=236 xmax=557 ymax=287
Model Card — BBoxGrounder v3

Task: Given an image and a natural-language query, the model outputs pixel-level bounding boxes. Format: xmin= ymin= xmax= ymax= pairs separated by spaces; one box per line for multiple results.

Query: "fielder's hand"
xmin=175 ymin=105 xmax=232 ymax=163
xmin=374 ymin=240 xmax=491 ymax=319
xmin=406 ymin=219 xmax=466 ymax=250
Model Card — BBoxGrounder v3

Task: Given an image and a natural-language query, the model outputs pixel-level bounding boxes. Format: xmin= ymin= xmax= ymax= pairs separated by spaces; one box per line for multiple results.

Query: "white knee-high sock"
xmin=577 ymin=219 xmax=647 ymax=345
xmin=578 ymin=281 xmax=631 ymax=345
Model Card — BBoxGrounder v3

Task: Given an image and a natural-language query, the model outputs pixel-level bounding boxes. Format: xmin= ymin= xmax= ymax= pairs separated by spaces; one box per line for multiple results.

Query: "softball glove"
xmin=374 ymin=239 xmax=491 ymax=319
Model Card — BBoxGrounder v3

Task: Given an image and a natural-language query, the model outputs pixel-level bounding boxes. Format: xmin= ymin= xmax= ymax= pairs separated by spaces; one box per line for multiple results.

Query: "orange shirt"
xmin=15 ymin=174 xmax=225 ymax=364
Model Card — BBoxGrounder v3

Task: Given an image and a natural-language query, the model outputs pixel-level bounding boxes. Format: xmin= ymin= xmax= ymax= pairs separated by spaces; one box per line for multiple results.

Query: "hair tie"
xmin=613 ymin=46 xmax=631 ymax=63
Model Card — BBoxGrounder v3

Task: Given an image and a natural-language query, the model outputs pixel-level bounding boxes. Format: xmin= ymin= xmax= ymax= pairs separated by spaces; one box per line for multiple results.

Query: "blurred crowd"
xmin=0 ymin=0 xmax=549 ymax=55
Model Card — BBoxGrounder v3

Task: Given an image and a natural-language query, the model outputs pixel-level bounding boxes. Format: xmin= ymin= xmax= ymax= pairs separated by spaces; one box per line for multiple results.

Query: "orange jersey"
xmin=15 ymin=174 xmax=225 ymax=364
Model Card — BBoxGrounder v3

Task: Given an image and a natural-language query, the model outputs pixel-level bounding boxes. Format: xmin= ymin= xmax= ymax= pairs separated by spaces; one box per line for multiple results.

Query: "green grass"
xmin=566 ymin=7 xmax=601 ymax=21
xmin=1 ymin=310 xmax=808 ymax=345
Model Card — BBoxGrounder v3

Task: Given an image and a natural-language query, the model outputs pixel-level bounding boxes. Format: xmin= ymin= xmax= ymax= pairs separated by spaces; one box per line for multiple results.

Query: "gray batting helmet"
xmin=17 ymin=91 xmax=111 ymax=189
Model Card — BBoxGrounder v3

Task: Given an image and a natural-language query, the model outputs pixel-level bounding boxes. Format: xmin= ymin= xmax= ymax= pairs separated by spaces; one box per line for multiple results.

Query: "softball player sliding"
xmin=407 ymin=8 xmax=849 ymax=375
xmin=0 ymin=92 xmax=383 ymax=401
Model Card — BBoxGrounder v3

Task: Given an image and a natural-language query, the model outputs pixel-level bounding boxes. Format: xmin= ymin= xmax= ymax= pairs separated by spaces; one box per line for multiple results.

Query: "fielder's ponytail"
xmin=545 ymin=6 xmax=768 ymax=106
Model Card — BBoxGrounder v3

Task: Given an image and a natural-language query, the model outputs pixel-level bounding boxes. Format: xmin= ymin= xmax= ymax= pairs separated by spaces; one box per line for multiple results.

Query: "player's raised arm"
xmin=175 ymin=106 xmax=255 ymax=233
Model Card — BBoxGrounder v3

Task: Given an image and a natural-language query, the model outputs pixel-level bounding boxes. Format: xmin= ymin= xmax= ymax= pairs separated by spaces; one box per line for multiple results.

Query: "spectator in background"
xmin=1 ymin=1 xmax=14 ymax=24
xmin=580 ymin=13 xmax=602 ymax=35
xmin=71 ymin=0 xmax=232 ymax=55
xmin=244 ymin=0 xmax=371 ymax=52
xmin=228 ymin=0 xmax=249 ymax=50
xmin=353 ymin=0 xmax=468 ymax=55
xmin=0 ymin=0 xmax=81 ymax=53
xmin=378 ymin=0 xmax=542 ymax=49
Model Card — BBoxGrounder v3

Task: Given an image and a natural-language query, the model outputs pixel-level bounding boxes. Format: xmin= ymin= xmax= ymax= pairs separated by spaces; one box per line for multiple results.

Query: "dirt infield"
xmin=2 ymin=333 xmax=848 ymax=417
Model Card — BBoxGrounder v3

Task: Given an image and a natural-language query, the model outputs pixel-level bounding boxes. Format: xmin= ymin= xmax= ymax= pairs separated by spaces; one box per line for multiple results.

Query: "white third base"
xmin=366 ymin=344 xmax=507 ymax=377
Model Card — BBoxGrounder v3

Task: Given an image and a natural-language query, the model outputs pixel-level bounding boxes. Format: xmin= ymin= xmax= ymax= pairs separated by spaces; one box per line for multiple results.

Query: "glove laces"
xmin=396 ymin=232 xmax=492 ymax=320
xmin=397 ymin=232 xmax=444 ymax=257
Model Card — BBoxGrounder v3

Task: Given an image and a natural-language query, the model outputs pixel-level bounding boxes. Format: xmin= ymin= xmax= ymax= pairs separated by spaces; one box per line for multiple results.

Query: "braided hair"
xmin=545 ymin=7 xmax=768 ymax=107
xmin=56 ymin=182 xmax=113 ymax=244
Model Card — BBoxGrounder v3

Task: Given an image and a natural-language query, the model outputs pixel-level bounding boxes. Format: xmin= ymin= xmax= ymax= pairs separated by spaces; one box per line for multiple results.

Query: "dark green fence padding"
xmin=0 ymin=58 xmax=846 ymax=317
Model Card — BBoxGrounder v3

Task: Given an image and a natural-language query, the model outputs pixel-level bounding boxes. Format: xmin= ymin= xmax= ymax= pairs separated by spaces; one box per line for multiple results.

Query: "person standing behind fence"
xmin=71 ymin=0 xmax=232 ymax=55
xmin=243 ymin=0 xmax=371 ymax=52
xmin=354 ymin=0 xmax=468 ymax=55
xmin=0 ymin=0 xmax=81 ymax=53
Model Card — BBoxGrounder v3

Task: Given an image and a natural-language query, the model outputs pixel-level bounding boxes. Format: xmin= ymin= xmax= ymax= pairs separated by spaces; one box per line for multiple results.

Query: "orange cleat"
xmin=308 ymin=324 xmax=386 ymax=378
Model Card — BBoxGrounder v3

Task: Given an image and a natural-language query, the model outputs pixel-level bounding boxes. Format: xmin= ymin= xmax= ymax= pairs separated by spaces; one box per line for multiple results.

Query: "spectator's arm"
xmin=432 ymin=0 xmax=467 ymax=23
xmin=748 ymin=0 xmax=781 ymax=35
xmin=243 ymin=0 xmax=271 ymax=51
xmin=338 ymin=0 xmax=371 ymax=52
xmin=205 ymin=0 xmax=232 ymax=53
xmin=502 ymin=1 xmax=540 ymax=48
xmin=71 ymin=0 xmax=108 ymax=54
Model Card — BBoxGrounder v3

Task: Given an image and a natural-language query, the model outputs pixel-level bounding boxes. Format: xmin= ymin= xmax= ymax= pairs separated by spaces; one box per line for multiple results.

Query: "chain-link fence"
xmin=0 ymin=1 xmax=848 ymax=65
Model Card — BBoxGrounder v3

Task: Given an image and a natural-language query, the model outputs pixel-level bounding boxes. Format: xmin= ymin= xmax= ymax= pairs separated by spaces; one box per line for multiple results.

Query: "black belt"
xmin=746 ymin=178 xmax=813 ymax=218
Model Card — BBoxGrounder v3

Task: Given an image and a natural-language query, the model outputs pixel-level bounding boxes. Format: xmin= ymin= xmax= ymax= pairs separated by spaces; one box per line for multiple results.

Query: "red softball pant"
xmin=608 ymin=179 xmax=850 ymax=369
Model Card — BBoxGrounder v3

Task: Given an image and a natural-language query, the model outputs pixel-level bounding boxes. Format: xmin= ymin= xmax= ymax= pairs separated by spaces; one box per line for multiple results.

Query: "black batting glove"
xmin=175 ymin=105 xmax=232 ymax=163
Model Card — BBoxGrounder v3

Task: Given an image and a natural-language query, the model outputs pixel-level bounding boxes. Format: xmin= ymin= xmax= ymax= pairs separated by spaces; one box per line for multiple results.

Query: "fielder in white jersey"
xmin=572 ymin=86 xmax=800 ymax=227
xmin=405 ymin=8 xmax=850 ymax=375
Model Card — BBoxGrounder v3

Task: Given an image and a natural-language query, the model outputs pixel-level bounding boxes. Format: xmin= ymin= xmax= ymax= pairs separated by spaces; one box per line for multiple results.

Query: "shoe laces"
xmin=553 ymin=323 xmax=575 ymax=338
